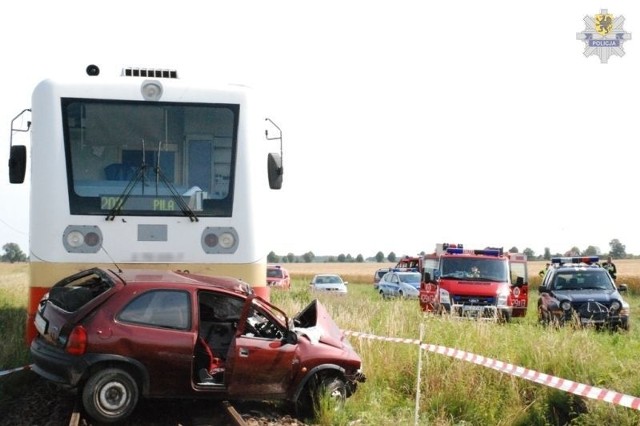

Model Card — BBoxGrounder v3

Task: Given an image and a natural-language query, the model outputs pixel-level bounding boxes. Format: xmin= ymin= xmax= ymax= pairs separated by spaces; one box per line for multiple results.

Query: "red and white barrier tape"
xmin=344 ymin=330 xmax=640 ymax=410
xmin=0 ymin=364 xmax=31 ymax=378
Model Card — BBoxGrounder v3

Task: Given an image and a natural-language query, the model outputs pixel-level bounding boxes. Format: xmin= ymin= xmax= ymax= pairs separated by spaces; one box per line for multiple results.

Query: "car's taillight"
xmin=65 ymin=326 xmax=88 ymax=356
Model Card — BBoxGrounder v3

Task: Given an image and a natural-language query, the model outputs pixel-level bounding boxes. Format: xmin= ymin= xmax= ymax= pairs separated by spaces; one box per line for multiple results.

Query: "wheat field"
xmin=283 ymin=259 xmax=640 ymax=283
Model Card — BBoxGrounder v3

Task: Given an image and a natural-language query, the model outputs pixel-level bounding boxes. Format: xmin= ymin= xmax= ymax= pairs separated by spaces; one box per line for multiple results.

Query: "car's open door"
xmin=226 ymin=296 xmax=298 ymax=398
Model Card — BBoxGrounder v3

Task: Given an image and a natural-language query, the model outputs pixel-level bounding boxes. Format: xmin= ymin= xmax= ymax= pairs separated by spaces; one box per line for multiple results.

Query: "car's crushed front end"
xmin=292 ymin=300 xmax=366 ymax=397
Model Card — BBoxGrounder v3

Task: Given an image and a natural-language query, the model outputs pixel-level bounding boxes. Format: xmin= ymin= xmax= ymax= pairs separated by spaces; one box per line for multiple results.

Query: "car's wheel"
xmin=82 ymin=368 xmax=139 ymax=424
xmin=312 ymin=376 xmax=347 ymax=414
xmin=296 ymin=375 xmax=347 ymax=420
xmin=398 ymin=290 xmax=404 ymax=298
xmin=538 ymin=305 xmax=550 ymax=326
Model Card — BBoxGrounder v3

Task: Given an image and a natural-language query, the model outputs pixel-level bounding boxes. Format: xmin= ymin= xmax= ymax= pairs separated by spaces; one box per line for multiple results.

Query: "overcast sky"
xmin=1 ymin=1 xmax=638 ymax=259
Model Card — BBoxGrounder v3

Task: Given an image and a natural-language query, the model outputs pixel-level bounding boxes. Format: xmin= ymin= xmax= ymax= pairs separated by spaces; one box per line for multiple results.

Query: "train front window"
xmin=63 ymin=99 xmax=237 ymax=217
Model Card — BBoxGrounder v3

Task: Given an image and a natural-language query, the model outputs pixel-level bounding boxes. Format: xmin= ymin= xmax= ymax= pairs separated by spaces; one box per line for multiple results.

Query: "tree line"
xmin=1 ymin=239 xmax=630 ymax=264
xmin=268 ymin=239 xmax=630 ymax=264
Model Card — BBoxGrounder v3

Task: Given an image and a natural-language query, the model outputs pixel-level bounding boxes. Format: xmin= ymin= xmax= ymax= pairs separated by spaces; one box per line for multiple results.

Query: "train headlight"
xmin=201 ymin=227 xmax=238 ymax=254
xmin=141 ymin=80 xmax=163 ymax=101
xmin=63 ymin=226 xmax=103 ymax=253
xmin=66 ymin=231 xmax=84 ymax=248
xmin=219 ymin=232 xmax=236 ymax=249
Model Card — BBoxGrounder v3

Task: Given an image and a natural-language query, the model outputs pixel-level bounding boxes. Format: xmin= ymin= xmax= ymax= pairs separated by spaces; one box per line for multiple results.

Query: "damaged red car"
xmin=29 ymin=268 xmax=366 ymax=423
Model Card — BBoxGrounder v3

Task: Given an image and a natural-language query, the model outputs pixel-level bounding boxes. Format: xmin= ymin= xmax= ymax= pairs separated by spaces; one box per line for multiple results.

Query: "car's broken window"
xmin=48 ymin=270 xmax=112 ymax=312
xmin=243 ymin=299 xmax=286 ymax=340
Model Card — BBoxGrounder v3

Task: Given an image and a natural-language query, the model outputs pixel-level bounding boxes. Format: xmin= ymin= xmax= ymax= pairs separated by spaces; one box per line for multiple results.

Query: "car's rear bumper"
xmin=30 ymin=336 xmax=88 ymax=387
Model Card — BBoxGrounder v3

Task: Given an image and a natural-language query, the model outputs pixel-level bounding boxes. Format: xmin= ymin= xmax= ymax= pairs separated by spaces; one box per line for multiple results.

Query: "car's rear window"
xmin=48 ymin=271 xmax=112 ymax=312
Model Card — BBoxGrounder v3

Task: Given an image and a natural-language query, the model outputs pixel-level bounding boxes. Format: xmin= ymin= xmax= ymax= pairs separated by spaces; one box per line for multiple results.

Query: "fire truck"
xmin=411 ymin=243 xmax=528 ymax=321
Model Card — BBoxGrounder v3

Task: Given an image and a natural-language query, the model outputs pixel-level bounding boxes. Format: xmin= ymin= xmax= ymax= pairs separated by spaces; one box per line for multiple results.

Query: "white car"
xmin=309 ymin=274 xmax=348 ymax=295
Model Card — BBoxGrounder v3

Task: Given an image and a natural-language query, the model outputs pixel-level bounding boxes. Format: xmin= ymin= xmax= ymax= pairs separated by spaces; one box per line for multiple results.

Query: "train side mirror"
xmin=267 ymin=152 xmax=283 ymax=190
xmin=9 ymin=145 xmax=26 ymax=183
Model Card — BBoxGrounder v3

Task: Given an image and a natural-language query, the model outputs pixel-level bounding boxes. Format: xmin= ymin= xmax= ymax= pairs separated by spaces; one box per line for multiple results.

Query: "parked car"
xmin=373 ymin=268 xmax=389 ymax=289
xmin=267 ymin=264 xmax=291 ymax=289
xmin=309 ymin=274 xmax=348 ymax=295
xmin=537 ymin=256 xmax=630 ymax=330
xmin=30 ymin=268 xmax=365 ymax=423
xmin=377 ymin=270 xmax=421 ymax=299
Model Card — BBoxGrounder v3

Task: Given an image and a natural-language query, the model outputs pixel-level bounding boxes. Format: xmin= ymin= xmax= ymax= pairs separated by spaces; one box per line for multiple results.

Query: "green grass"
xmin=272 ymin=279 xmax=640 ymax=425
xmin=4 ymin=272 xmax=640 ymax=425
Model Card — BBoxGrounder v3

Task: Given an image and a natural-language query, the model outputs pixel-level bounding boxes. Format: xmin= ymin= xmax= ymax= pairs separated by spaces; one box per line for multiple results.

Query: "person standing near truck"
xmin=602 ymin=256 xmax=617 ymax=280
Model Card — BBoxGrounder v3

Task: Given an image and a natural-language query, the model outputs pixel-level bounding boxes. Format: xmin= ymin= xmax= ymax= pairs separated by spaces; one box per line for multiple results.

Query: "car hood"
xmin=293 ymin=299 xmax=346 ymax=349
xmin=552 ymin=289 xmax=620 ymax=303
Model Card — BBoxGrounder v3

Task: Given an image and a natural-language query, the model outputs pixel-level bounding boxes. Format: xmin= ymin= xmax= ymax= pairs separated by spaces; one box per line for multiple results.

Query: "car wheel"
xmin=398 ymin=290 xmax=404 ymax=298
xmin=312 ymin=376 xmax=347 ymax=414
xmin=82 ymin=368 xmax=139 ymax=424
xmin=296 ymin=375 xmax=347 ymax=420
xmin=538 ymin=305 xmax=554 ymax=326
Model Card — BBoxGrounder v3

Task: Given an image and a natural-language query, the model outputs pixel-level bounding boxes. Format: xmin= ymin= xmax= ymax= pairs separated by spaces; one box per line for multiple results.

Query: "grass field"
xmin=3 ymin=261 xmax=640 ymax=425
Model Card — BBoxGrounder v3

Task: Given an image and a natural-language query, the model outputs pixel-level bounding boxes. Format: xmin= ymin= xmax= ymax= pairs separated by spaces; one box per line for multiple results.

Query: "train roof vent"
xmin=122 ymin=68 xmax=178 ymax=79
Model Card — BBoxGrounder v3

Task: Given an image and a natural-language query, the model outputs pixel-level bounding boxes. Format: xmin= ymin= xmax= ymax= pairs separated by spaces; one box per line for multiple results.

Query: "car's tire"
xmin=538 ymin=305 xmax=548 ymax=325
xmin=82 ymin=368 xmax=139 ymax=424
xmin=313 ymin=376 xmax=347 ymax=413
xmin=398 ymin=290 xmax=404 ymax=298
xmin=296 ymin=375 xmax=347 ymax=420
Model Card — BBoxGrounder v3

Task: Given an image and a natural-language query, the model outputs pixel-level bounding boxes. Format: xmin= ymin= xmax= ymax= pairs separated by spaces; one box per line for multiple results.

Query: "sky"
xmin=1 ymin=1 xmax=638 ymax=259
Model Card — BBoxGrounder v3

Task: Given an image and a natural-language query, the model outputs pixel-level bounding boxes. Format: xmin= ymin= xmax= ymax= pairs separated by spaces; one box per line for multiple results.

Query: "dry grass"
xmin=284 ymin=262 xmax=395 ymax=284
xmin=0 ymin=263 xmax=28 ymax=308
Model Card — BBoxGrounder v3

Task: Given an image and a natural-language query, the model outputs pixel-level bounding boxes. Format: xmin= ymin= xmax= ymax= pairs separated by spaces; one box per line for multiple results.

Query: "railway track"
xmin=65 ymin=396 xmax=306 ymax=426
xmin=1 ymin=369 xmax=307 ymax=426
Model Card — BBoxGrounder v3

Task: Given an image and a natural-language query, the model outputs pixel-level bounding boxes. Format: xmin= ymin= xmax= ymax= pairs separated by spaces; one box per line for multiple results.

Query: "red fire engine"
xmin=408 ymin=243 xmax=528 ymax=321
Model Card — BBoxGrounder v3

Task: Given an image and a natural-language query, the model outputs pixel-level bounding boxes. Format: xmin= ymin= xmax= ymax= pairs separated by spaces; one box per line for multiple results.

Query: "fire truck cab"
xmin=417 ymin=243 xmax=528 ymax=321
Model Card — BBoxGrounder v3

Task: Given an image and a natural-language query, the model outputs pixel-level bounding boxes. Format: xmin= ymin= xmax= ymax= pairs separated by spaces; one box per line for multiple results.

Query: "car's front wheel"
xmin=82 ymin=367 xmax=139 ymax=424
xmin=296 ymin=375 xmax=347 ymax=419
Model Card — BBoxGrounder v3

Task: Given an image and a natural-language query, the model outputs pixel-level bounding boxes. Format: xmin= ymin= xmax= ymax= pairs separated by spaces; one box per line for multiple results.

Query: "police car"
xmin=537 ymin=256 xmax=629 ymax=330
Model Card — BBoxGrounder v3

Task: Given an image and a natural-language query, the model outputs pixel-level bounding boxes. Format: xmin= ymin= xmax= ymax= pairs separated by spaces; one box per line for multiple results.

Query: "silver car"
xmin=309 ymin=274 xmax=348 ymax=295
xmin=377 ymin=271 xmax=421 ymax=299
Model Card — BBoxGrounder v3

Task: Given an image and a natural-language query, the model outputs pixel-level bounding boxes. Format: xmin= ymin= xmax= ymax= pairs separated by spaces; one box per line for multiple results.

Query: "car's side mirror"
xmin=618 ymin=283 xmax=628 ymax=292
xmin=539 ymin=285 xmax=548 ymax=293
xmin=283 ymin=329 xmax=298 ymax=345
